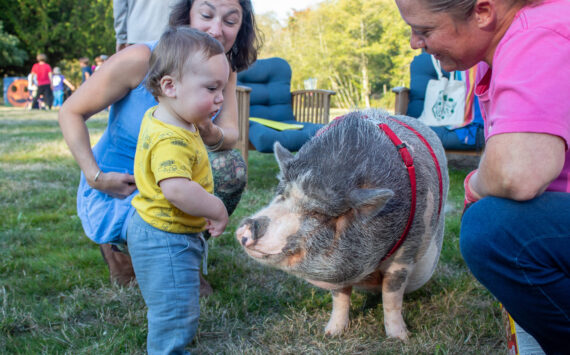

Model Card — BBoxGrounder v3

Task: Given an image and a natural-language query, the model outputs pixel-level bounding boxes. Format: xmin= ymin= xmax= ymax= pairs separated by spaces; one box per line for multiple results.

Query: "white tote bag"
xmin=418 ymin=55 xmax=465 ymax=127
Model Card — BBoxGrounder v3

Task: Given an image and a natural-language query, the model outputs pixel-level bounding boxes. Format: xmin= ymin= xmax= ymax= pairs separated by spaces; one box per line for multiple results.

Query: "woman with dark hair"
xmin=395 ymin=0 xmax=569 ymax=353
xmin=59 ymin=0 xmax=261 ymax=291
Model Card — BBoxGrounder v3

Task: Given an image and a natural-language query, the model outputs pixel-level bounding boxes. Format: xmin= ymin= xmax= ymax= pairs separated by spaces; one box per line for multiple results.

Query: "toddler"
xmin=127 ymin=27 xmax=229 ymax=354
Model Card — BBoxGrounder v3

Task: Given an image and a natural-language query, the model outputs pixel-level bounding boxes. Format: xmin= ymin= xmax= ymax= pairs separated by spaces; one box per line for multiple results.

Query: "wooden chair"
xmin=291 ymin=89 xmax=336 ymax=125
xmin=392 ymin=53 xmax=484 ymax=171
xmin=236 ymin=85 xmax=335 ymax=171
xmin=236 ymin=85 xmax=252 ymax=165
xmin=235 ymin=58 xmax=336 ymax=171
xmin=392 ymin=86 xmax=483 ymax=158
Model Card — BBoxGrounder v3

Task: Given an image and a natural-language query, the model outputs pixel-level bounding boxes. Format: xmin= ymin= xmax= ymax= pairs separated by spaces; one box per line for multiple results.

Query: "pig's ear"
xmin=274 ymin=142 xmax=294 ymax=173
xmin=349 ymin=188 xmax=394 ymax=218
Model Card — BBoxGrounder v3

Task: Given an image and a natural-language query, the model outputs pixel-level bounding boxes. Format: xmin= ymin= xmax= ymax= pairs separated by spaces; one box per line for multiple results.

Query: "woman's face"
xmin=396 ymin=0 xmax=488 ymax=71
xmin=190 ymin=0 xmax=243 ymax=53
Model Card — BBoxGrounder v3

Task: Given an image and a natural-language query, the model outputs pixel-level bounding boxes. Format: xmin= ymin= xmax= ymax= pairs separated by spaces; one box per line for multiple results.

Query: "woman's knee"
xmin=460 ymin=197 xmax=510 ymax=271
xmin=209 ymin=149 xmax=247 ymax=193
xmin=209 ymin=149 xmax=247 ymax=215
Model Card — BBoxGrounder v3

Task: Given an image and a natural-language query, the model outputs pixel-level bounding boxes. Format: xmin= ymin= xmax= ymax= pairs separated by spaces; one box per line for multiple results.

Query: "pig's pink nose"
xmin=236 ymin=225 xmax=254 ymax=247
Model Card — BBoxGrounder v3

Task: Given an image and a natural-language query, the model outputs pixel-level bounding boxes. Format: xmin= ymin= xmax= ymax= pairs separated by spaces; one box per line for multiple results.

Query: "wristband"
xmin=206 ymin=126 xmax=224 ymax=152
xmin=93 ymin=169 xmax=102 ymax=182
xmin=463 ymin=170 xmax=479 ymax=205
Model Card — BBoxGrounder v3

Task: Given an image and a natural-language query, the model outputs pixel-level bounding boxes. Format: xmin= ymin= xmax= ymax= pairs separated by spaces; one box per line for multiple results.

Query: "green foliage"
xmin=0 ymin=21 xmax=28 ymax=68
xmin=256 ymin=0 xmax=419 ymax=109
xmin=0 ymin=0 xmax=114 ymax=77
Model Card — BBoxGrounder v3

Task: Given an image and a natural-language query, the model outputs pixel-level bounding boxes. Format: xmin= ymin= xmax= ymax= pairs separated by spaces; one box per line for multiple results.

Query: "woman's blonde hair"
xmin=145 ymin=27 xmax=225 ymax=99
xmin=422 ymin=0 xmax=538 ymax=20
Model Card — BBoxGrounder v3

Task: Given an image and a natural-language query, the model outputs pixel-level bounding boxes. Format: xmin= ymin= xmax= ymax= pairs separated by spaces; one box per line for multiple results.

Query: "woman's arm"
xmin=197 ymin=70 xmax=239 ymax=150
xmin=469 ymin=132 xmax=566 ymax=201
xmin=58 ymin=44 xmax=151 ymax=198
xmin=63 ymin=78 xmax=76 ymax=91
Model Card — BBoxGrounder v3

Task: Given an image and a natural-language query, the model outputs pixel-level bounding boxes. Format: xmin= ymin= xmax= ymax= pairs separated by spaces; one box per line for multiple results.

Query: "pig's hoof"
xmin=324 ymin=319 xmax=348 ymax=336
xmin=385 ymin=323 xmax=409 ymax=341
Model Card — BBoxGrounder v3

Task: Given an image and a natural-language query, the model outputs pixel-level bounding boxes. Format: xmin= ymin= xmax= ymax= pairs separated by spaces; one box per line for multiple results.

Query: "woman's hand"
xmin=198 ymin=70 xmax=239 ymax=150
xmin=196 ymin=119 xmax=222 ymax=147
xmin=89 ymin=171 xmax=137 ymax=199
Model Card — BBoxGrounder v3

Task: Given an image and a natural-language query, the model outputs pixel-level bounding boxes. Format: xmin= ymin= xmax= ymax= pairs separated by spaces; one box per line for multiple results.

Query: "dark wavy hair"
xmin=169 ymin=0 xmax=261 ymax=72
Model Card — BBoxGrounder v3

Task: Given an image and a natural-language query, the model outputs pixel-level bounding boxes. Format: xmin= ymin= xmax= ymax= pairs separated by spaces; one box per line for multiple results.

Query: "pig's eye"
xmin=307 ymin=210 xmax=330 ymax=222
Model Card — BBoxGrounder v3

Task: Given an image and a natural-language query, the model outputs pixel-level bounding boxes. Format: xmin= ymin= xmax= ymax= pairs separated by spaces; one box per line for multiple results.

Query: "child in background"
xmin=93 ymin=55 xmax=108 ymax=72
xmin=25 ymin=73 xmax=38 ymax=110
xmin=51 ymin=67 xmax=75 ymax=108
xmin=78 ymin=57 xmax=92 ymax=83
xmin=126 ymin=27 xmax=229 ymax=354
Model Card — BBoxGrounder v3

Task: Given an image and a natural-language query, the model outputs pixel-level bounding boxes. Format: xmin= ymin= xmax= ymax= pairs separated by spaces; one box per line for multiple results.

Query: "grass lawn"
xmin=0 ymin=106 xmax=505 ymax=354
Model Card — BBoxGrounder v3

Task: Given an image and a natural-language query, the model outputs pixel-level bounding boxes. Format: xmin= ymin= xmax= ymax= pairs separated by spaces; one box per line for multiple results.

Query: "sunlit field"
xmin=0 ymin=106 xmax=504 ymax=354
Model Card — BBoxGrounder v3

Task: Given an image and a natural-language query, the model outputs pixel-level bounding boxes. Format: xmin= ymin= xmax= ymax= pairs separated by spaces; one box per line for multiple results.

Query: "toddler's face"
xmin=173 ymin=53 xmax=230 ymax=125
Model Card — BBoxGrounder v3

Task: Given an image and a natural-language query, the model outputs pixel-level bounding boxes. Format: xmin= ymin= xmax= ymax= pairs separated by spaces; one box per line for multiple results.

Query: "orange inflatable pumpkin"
xmin=6 ymin=78 xmax=29 ymax=107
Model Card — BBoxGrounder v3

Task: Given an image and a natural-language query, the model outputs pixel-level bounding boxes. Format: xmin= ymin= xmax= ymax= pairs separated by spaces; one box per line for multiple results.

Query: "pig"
xmin=236 ymin=109 xmax=449 ymax=340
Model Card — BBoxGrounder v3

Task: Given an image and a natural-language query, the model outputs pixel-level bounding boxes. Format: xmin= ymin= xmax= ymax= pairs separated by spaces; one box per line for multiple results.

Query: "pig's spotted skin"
xmin=236 ymin=109 xmax=449 ymax=340
xmin=384 ymin=268 xmax=409 ymax=293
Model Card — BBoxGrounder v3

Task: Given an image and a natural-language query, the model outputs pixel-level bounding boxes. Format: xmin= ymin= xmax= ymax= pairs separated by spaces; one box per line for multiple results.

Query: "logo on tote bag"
xmin=432 ymin=90 xmax=458 ymax=122
xmin=418 ymin=55 xmax=465 ymax=127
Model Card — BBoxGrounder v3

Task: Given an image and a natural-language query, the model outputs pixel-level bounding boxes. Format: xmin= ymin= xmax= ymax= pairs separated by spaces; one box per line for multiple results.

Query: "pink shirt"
xmin=475 ymin=0 xmax=570 ymax=192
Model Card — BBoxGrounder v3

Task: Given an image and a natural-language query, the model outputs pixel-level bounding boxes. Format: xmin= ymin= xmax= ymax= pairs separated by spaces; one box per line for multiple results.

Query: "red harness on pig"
xmin=378 ymin=118 xmax=443 ymax=260
xmin=316 ymin=115 xmax=443 ymax=260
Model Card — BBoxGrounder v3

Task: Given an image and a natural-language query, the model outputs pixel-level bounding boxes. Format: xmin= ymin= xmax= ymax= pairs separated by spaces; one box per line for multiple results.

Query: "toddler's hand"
xmin=205 ymin=209 xmax=228 ymax=238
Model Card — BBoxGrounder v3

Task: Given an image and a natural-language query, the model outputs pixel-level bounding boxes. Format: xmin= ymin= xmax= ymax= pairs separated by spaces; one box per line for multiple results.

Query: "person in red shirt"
xmin=30 ymin=53 xmax=53 ymax=110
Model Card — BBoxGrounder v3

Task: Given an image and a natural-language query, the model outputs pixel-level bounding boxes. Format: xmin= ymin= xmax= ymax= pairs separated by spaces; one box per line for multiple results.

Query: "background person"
xmin=94 ymin=55 xmax=108 ymax=71
xmin=128 ymin=27 xmax=229 ymax=354
xmin=394 ymin=0 xmax=569 ymax=353
xmin=78 ymin=57 xmax=92 ymax=83
xmin=30 ymin=53 xmax=53 ymax=110
xmin=113 ymin=0 xmax=179 ymax=52
xmin=59 ymin=0 xmax=260 ymax=293
xmin=51 ymin=67 xmax=75 ymax=108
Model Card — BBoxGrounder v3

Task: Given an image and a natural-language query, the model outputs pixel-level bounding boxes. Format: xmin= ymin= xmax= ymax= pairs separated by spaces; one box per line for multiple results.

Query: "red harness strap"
xmin=379 ymin=119 xmax=443 ymax=261
xmin=389 ymin=118 xmax=444 ymax=216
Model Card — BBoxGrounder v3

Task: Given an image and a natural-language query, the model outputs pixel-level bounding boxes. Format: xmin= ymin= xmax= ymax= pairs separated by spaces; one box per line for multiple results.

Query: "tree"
xmin=257 ymin=0 xmax=417 ymax=109
xmin=0 ymin=21 xmax=28 ymax=70
xmin=0 ymin=0 xmax=114 ymax=76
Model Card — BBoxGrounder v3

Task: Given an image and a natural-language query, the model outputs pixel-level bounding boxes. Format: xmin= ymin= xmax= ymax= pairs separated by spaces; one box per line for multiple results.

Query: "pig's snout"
xmin=236 ymin=223 xmax=255 ymax=247
xmin=236 ymin=217 xmax=270 ymax=248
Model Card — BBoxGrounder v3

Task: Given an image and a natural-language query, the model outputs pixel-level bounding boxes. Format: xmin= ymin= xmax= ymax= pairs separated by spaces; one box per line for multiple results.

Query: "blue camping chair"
xmin=393 ymin=52 xmax=484 ymax=154
xmin=236 ymin=57 xmax=335 ymax=163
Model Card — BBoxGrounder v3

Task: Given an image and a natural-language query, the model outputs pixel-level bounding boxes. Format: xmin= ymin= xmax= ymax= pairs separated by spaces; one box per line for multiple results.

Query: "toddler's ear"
xmin=160 ymin=75 xmax=177 ymax=98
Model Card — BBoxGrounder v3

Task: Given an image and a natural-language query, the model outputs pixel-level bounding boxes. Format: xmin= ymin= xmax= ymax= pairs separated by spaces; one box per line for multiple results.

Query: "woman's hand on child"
xmin=90 ymin=171 xmax=137 ymax=199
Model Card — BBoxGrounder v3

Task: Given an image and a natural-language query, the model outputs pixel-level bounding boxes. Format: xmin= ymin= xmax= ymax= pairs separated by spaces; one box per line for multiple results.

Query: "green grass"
xmin=0 ymin=106 xmax=504 ymax=354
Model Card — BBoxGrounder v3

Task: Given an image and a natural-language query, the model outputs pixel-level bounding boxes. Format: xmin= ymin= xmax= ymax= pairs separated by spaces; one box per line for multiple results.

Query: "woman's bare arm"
xmin=469 ymin=132 xmax=566 ymax=201
xmin=197 ymin=70 xmax=239 ymax=150
xmin=58 ymin=44 xmax=151 ymax=198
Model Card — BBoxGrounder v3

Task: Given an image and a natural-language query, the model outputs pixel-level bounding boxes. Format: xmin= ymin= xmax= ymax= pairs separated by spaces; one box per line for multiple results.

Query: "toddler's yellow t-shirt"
xmin=131 ymin=106 xmax=213 ymax=233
